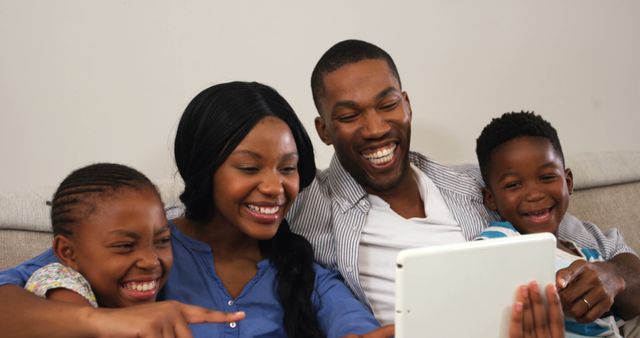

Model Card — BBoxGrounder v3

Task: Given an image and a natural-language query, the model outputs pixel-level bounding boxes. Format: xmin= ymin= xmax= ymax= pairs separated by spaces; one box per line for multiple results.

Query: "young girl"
xmin=0 ymin=164 xmax=244 ymax=337
xmin=24 ymin=163 xmax=173 ymax=308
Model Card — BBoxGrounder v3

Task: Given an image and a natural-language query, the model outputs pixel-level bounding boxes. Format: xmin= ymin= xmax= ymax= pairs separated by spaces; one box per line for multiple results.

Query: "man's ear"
xmin=565 ymin=167 xmax=574 ymax=195
xmin=402 ymin=91 xmax=412 ymax=119
xmin=482 ymin=187 xmax=498 ymax=212
xmin=314 ymin=116 xmax=333 ymax=146
xmin=53 ymin=235 xmax=79 ymax=271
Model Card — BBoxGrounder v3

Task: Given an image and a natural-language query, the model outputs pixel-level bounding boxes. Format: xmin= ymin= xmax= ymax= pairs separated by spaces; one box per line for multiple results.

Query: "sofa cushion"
xmin=0 ymin=229 xmax=52 ymax=270
xmin=568 ymin=181 xmax=640 ymax=255
xmin=567 ymin=151 xmax=640 ymax=190
xmin=0 ymin=179 xmax=184 ymax=233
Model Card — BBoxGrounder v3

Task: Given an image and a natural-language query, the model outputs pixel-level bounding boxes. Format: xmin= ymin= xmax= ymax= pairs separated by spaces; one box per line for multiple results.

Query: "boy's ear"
xmin=482 ymin=187 xmax=498 ymax=212
xmin=53 ymin=235 xmax=79 ymax=271
xmin=565 ymin=167 xmax=574 ymax=194
xmin=314 ymin=116 xmax=332 ymax=146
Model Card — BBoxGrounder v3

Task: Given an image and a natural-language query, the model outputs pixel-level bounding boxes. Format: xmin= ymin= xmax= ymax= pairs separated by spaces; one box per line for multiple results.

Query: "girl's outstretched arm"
xmin=0 ymin=285 xmax=244 ymax=338
xmin=342 ymin=324 xmax=395 ymax=338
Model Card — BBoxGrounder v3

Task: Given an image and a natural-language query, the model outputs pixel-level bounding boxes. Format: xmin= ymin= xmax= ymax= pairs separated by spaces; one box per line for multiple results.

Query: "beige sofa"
xmin=3 ymin=151 xmax=638 ymax=268
xmin=1 ymin=151 xmax=639 ymax=335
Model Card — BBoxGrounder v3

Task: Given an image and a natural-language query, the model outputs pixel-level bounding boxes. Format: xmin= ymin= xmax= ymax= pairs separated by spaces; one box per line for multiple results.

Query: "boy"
xmin=475 ymin=111 xmax=626 ymax=337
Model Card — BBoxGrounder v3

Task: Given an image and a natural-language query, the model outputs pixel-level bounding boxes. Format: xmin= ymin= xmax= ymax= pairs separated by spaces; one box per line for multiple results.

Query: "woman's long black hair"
xmin=174 ymin=81 xmax=323 ymax=338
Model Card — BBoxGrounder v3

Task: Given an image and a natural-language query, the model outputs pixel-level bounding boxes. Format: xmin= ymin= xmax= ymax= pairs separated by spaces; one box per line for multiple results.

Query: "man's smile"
xmin=362 ymin=143 xmax=397 ymax=166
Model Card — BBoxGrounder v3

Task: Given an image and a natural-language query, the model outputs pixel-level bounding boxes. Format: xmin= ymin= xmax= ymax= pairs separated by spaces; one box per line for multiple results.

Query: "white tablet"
xmin=395 ymin=233 xmax=556 ymax=338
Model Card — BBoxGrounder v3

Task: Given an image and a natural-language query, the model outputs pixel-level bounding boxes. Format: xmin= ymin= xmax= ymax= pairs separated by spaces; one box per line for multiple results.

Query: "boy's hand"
xmin=509 ymin=282 xmax=564 ymax=338
xmin=556 ymin=260 xmax=625 ymax=323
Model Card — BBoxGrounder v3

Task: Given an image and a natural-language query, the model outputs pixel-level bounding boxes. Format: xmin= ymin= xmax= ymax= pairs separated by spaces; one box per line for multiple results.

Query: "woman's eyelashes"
xmin=155 ymin=235 xmax=171 ymax=247
xmin=238 ymin=166 xmax=259 ymax=174
xmin=279 ymin=161 xmax=298 ymax=175
xmin=235 ymin=161 xmax=298 ymax=176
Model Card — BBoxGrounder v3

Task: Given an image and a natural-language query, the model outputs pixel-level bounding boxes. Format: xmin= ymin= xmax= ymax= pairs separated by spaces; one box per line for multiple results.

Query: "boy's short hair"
xmin=475 ymin=111 xmax=565 ymax=182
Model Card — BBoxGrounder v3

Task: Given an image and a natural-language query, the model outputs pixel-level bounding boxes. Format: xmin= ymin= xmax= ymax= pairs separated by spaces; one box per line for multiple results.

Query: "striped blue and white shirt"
xmin=287 ymin=151 xmax=635 ymax=307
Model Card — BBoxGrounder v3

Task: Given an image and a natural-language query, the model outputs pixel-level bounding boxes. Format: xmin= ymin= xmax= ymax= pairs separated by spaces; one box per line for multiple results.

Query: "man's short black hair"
xmin=475 ymin=111 xmax=565 ymax=182
xmin=310 ymin=39 xmax=401 ymax=114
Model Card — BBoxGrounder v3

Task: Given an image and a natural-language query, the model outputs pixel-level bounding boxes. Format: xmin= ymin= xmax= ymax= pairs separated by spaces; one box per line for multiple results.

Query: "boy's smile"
xmin=483 ymin=136 xmax=573 ymax=235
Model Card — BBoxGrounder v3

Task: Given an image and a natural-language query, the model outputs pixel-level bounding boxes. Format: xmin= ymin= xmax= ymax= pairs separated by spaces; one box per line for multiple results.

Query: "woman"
xmin=164 ymin=81 xmax=384 ymax=337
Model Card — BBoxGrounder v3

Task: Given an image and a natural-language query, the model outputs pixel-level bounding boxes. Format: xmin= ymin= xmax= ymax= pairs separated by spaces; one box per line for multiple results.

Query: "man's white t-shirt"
xmin=358 ymin=164 xmax=465 ymax=324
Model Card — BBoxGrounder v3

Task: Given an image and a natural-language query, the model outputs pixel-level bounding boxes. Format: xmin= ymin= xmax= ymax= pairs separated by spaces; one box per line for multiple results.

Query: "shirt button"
xmin=229 ymin=322 xmax=237 ymax=328
xmin=346 ymin=266 xmax=353 ymax=272
xmin=227 ymin=300 xmax=234 ymax=306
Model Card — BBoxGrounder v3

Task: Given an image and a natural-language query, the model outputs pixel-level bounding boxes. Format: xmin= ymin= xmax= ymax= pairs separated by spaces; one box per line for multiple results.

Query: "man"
xmin=288 ymin=39 xmax=640 ymax=325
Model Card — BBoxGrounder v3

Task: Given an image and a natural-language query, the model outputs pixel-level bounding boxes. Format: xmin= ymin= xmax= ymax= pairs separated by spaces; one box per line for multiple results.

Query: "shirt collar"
xmin=326 ymin=151 xmax=484 ymax=212
xmin=169 ymin=220 xmax=272 ymax=269
xmin=327 ymin=154 xmax=369 ymax=213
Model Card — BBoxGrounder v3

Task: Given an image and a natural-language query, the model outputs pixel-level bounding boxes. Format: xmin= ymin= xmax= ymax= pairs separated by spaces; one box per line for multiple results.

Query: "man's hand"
xmin=342 ymin=324 xmax=395 ymax=338
xmin=509 ymin=282 xmax=564 ymax=338
xmin=89 ymin=301 xmax=245 ymax=338
xmin=556 ymin=260 xmax=624 ymax=323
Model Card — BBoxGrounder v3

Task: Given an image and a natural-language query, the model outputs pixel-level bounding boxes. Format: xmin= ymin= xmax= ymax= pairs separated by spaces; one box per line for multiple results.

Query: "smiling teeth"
xmin=363 ymin=144 xmax=396 ymax=165
xmin=124 ymin=280 xmax=157 ymax=292
xmin=247 ymin=204 xmax=280 ymax=215
xmin=527 ymin=208 xmax=550 ymax=216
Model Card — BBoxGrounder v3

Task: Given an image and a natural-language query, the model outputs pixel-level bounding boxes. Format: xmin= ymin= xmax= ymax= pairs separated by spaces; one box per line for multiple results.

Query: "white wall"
xmin=1 ymin=0 xmax=639 ymax=192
